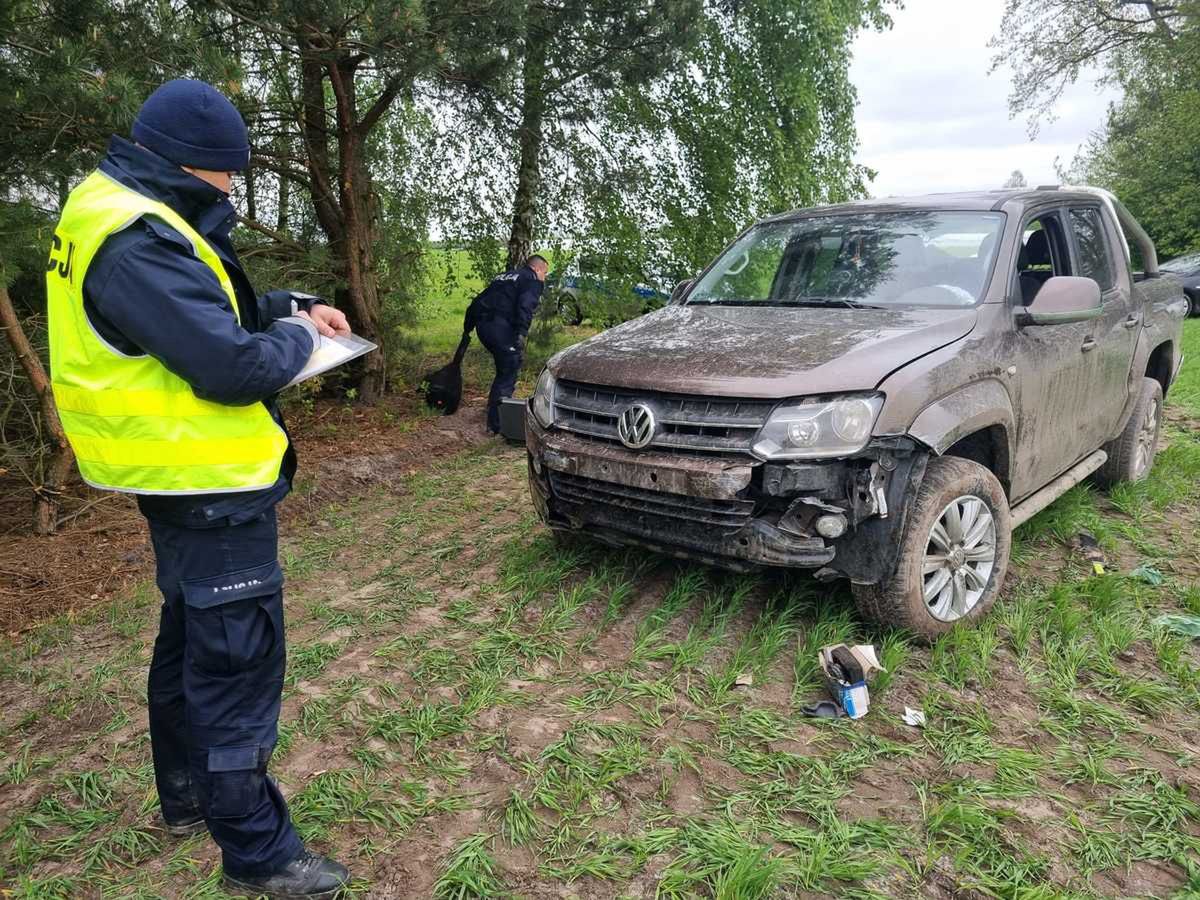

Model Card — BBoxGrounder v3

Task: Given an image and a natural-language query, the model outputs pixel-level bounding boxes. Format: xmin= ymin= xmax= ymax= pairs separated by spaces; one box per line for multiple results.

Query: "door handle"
xmin=1123 ymin=315 xmax=1140 ymax=329
xmin=1081 ymin=337 xmax=1097 ymax=352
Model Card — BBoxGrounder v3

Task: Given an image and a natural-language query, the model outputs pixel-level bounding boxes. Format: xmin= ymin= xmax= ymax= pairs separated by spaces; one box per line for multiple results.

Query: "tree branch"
xmin=357 ymin=75 xmax=406 ymax=136
xmin=236 ymin=215 xmax=304 ymax=250
xmin=0 ymin=278 xmax=74 ymax=535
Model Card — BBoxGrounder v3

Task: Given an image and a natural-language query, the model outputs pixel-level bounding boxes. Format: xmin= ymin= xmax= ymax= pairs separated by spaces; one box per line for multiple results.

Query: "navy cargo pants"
xmin=146 ymin=508 xmax=302 ymax=878
xmin=477 ymin=318 xmax=522 ymax=434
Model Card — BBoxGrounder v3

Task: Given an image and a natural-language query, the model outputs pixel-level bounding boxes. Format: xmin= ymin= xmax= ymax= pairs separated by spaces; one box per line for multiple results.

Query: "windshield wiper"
xmin=688 ymin=297 xmax=886 ymax=309
xmin=775 ymin=296 xmax=886 ymax=310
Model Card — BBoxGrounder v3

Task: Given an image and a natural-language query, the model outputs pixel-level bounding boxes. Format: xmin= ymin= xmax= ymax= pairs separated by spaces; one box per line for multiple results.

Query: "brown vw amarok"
xmin=524 ymin=188 xmax=1189 ymax=639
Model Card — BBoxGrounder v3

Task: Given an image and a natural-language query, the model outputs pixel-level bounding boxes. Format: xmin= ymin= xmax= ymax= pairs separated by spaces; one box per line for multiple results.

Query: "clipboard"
xmin=287 ymin=333 xmax=378 ymax=387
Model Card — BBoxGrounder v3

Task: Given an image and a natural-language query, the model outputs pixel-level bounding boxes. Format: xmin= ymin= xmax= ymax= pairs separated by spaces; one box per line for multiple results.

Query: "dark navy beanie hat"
xmin=132 ymin=79 xmax=251 ymax=172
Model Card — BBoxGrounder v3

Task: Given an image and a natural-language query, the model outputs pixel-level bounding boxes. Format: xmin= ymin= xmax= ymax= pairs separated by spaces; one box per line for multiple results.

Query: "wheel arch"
xmin=906 ymin=380 xmax=1015 ymax=497
xmin=941 ymin=425 xmax=1012 ymax=499
xmin=1145 ymin=340 xmax=1174 ymax=397
xmin=1110 ymin=336 xmax=1176 ymax=443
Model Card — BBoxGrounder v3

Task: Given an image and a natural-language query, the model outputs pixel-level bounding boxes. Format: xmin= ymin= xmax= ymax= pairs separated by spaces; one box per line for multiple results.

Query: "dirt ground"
xmin=1 ymin=391 xmax=1199 ymax=898
xmin=0 ymin=388 xmax=490 ymax=635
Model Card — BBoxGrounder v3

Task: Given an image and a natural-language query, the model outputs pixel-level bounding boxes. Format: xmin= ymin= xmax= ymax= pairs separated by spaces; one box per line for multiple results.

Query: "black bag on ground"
xmin=422 ymin=329 xmax=472 ymax=415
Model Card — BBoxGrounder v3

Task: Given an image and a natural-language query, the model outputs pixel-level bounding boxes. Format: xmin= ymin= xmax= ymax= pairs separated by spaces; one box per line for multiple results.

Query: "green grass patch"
xmin=433 ymin=833 xmax=508 ymax=899
xmin=1167 ymin=319 xmax=1200 ymax=414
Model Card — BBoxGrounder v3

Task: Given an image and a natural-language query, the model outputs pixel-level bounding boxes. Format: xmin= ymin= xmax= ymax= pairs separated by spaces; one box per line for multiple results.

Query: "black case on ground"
xmin=500 ymin=398 xmax=526 ymax=442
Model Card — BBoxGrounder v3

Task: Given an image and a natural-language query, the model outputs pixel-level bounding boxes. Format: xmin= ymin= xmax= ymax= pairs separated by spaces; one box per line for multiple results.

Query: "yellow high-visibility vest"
xmin=47 ymin=170 xmax=288 ymax=495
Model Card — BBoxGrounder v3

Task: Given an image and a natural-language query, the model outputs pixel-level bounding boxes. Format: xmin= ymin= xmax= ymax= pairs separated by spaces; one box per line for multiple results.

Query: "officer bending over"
xmin=47 ymin=80 xmax=350 ymax=898
xmin=468 ymin=255 xmax=548 ymax=434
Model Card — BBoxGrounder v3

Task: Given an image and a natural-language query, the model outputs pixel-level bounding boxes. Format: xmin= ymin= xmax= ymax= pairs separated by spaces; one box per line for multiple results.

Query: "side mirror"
xmin=1015 ymin=276 xmax=1102 ymax=326
xmin=670 ymin=279 xmax=694 ymax=304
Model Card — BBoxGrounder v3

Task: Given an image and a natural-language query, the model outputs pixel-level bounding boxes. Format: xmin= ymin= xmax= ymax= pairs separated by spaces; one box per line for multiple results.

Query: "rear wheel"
xmin=1185 ymin=290 xmax=1198 ymax=318
xmin=852 ymin=456 xmax=1011 ymax=641
xmin=1098 ymin=377 xmax=1162 ymax=486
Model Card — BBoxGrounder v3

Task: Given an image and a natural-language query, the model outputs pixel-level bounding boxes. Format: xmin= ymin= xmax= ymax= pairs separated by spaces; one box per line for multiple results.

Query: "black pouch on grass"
xmin=422 ymin=330 xmax=471 ymax=415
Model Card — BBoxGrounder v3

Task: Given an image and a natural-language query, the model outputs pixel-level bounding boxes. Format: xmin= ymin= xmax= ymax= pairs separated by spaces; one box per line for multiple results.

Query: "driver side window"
xmin=1015 ymin=212 xmax=1072 ymax=305
xmin=710 ymin=234 xmax=786 ymax=301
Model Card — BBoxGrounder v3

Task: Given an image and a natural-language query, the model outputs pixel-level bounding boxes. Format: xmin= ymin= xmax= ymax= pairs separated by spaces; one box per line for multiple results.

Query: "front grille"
xmin=554 ymin=380 xmax=774 ymax=454
xmin=549 ymin=471 xmax=754 ymax=532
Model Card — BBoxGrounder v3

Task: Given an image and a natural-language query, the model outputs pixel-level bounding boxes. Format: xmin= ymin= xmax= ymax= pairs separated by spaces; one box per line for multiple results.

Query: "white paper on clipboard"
xmin=287 ymin=333 xmax=378 ymax=387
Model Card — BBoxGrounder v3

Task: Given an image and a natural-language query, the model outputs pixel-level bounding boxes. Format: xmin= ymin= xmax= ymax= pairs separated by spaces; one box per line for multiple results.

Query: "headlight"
xmin=752 ymin=394 xmax=883 ymax=459
xmin=531 ymin=369 xmax=556 ymax=428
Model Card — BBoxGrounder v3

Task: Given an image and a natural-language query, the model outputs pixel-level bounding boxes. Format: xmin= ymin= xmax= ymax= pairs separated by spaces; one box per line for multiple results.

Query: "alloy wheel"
xmin=923 ymin=494 xmax=997 ymax=622
xmin=1135 ymin=396 xmax=1160 ymax=477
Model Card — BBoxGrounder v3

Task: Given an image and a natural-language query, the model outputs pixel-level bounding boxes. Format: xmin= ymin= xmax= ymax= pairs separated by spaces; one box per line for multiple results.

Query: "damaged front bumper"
xmin=525 ymin=413 xmax=926 ymax=578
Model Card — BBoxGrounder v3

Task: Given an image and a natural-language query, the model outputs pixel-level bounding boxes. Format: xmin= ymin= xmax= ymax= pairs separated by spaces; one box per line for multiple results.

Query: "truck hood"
xmin=549 ymin=303 xmax=979 ymax=398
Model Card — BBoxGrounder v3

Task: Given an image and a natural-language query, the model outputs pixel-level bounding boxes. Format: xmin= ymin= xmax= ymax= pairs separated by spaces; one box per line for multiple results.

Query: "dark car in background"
xmin=1159 ymin=252 xmax=1200 ymax=316
xmin=547 ymin=256 xmax=669 ymax=325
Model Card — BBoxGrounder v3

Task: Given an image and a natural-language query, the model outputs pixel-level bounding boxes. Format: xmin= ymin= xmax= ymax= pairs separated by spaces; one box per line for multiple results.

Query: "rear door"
xmin=1065 ymin=204 xmax=1138 ymax=448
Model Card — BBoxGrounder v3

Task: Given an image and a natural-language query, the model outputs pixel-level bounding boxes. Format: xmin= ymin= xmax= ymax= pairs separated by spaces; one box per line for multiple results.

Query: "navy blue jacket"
xmin=469 ymin=266 xmax=545 ymax=338
xmin=81 ymin=137 xmax=320 ymax=527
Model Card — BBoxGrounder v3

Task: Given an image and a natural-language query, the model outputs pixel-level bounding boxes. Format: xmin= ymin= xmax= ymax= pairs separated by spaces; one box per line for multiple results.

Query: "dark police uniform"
xmin=79 ymin=137 xmax=318 ymax=879
xmin=469 ymin=265 xmax=545 ymax=432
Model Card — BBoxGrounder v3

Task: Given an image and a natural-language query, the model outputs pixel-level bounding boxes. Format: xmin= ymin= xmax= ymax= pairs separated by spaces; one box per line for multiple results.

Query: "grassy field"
xmin=0 ymin=324 xmax=1198 ymax=898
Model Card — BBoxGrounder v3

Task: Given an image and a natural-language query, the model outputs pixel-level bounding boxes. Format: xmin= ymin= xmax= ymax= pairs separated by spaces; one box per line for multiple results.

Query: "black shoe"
xmin=160 ymin=812 xmax=206 ymax=838
xmin=223 ymin=850 xmax=350 ymax=899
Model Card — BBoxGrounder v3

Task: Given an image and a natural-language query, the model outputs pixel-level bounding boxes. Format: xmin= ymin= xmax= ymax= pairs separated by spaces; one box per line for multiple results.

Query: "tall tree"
xmin=442 ymin=0 xmax=892 ymax=295
xmin=993 ymin=2 xmax=1200 ymax=254
xmin=192 ymin=0 xmax=522 ymax=400
xmin=990 ymin=0 xmax=1187 ymax=127
xmin=654 ymin=0 xmax=892 ymax=274
xmin=1067 ymin=20 xmax=1200 ymax=257
xmin=0 ymin=0 xmax=213 ymax=200
xmin=1002 ymin=169 xmax=1028 ymax=188
xmin=0 ymin=0 xmax=209 ymax=533
xmin=494 ymin=0 xmax=702 ymax=270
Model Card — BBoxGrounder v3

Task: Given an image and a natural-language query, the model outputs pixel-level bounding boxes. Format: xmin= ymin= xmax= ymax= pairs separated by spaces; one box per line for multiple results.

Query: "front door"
xmin=1006 ymin=209 xmax=1104 ymax=499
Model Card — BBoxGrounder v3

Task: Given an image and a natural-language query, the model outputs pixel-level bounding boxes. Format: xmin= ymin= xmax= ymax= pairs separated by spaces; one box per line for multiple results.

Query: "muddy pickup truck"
xmin=524 ymin=188 xmax=1188 ymax=638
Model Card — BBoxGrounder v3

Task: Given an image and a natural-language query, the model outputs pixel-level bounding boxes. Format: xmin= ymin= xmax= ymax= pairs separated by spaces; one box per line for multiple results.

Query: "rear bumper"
xmin=525 ymin=418 xmax=835 ymax=571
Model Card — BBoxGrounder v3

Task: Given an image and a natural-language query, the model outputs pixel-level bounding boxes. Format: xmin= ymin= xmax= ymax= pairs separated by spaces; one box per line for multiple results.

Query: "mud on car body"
xmin=525 ymin=188 xmax=1188 ymax=639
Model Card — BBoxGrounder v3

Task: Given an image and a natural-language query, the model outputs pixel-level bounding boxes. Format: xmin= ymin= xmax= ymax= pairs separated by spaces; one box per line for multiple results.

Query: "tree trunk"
xmin=298 ymin=51 xmax=344 ymax=247
xmin=506 ymin=17 xmax=549 ymax=271
xmin=0 ymin=283 xmax=75 ymax=535
xmin=245 ymin=161 xmax=258 ymax=222
xmin=276 ymin=136 xmax=290 ymax=233
xmin=327 ymin=55 xmax=385 ymax=401
xmin=338 ymin=157 xmax=385 ymax=400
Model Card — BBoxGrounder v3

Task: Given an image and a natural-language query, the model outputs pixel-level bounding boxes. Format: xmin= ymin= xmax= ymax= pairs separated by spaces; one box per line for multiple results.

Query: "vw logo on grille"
xmin=617 ymin=403 xmax=656 ymax=449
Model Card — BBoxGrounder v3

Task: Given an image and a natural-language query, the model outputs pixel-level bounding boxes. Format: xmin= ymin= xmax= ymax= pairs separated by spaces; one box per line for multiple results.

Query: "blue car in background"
xmin=546 ymin=257 xmax=669 ymax=325
xmin=1160 ymin=252 xmax=1200 ymax=317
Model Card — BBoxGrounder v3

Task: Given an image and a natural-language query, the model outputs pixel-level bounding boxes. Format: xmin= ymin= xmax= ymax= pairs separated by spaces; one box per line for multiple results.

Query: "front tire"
xmin=852 ymin=456 xmax=1011 ymax=641
xmin=1098 ymin=376 xmax=1162 ymax=486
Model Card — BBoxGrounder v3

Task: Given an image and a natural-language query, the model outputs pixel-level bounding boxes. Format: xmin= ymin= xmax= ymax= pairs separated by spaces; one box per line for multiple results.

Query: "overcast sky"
xmin=850 ymin=0 xmax=1120 ymax=198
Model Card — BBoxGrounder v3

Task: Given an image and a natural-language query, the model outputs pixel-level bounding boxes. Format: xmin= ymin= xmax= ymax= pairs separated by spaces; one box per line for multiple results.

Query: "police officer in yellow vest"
xmin=47 ymin=80 xmax=350 ymax=898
